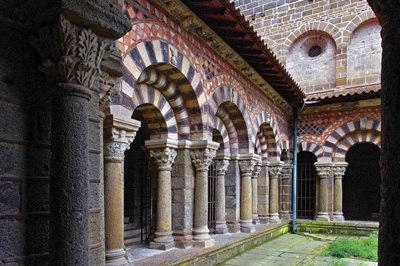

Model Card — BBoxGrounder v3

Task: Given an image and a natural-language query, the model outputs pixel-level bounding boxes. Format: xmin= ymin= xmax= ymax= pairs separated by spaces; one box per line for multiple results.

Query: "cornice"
xmin=152 ymin=0 xmax=292 ymax=114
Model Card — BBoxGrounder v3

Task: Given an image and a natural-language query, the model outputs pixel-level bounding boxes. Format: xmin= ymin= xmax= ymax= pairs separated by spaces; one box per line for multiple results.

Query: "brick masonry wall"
xmin=235 ymin=0 xmax=381 ymax=94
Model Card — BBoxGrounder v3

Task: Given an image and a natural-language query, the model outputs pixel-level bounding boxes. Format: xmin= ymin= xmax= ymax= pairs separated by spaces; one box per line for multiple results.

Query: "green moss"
xmin=321 ymin=233 xmax=378 ymax=262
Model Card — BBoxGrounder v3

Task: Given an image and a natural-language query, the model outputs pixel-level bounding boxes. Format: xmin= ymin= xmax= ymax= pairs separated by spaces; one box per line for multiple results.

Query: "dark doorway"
xmin=123 ymin=110 xmax=154 ymax=245
xmin=208 ymin=159 xmax=217 ymax=234
xmin=343 ymin=143 xmax=380 ymax=221
xmin=297 ymin=151 xmax=317 ymax=219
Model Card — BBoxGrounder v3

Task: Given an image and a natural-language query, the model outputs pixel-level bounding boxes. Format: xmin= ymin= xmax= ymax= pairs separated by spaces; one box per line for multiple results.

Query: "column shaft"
xmin=268 ymin=161 xmax=283 ymax=224
xmin=50 ymin=83 xmax=91 ymax=265
xmin=315 ymin=164 xmax=331 ymax=221
xmin=239 ymin=158 xmax=257 ymax=233
xmin=215 ymin=159 xmax=229 ymax=234
xmin=333 ymin=163 xmax=347 ymax=221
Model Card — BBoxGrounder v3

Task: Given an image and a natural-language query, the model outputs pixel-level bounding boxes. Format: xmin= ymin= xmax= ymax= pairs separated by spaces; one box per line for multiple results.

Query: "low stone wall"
xmin=296 ymin=220 xmax=378 ymax=236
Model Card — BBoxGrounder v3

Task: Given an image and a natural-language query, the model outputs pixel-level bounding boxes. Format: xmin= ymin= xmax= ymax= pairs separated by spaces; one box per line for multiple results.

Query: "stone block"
xmin=0 ymin=101 xmax=27 ymax=141
xmin=0 ymin=143 xmax=26 ymax=176
xmin=26 ymin=178 xmax=50 ymax=213
xmin=0 ymin=220 xmax=24 ymax=258
xmin=0 ymin=181 xmax=20 ymax=214
xmin=24 ymin=216 xmax=49 ymax=254
xmin=89 ymin=182 xmax=100 ymax=209
xmin=90 ymin=247 xmax=103 ymax=266
xmin=89 ymin=212 xmax=102 ymax=244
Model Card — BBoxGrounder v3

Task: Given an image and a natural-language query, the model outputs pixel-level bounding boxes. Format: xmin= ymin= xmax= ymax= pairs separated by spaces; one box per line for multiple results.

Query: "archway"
xmin=297 ymin=151 xmax=317 ymax=219
xmin=343 ymin=143 xmax=380 ymax=221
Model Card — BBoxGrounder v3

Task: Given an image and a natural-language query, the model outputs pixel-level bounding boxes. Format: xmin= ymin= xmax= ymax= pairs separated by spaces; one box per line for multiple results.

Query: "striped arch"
xmin=209 ymin=86 xmax=252 ymax=154
xmin=213 ymin=116 xmax=231 ymax=154
xmin=341 ymin=9 xmax=377 ymax=46
xmin=324 ymin=118 xmax=381 ymax=157
xmin=122 ymin=38 xmax=207 ymax=109
xmin=216 ymin=107 xmax=239 ymax=154
xmin=297 ymin=141 xmax=324 ymax=159
xmin=252 ymin=111 xmax=281 ymax=161
xmin=256 ymin=129 xmax=268 ymax=162
xmin=332 ymin=130 xmax=381 ymax=161
xmin=279 ymin=21 xmax=340 ymax=64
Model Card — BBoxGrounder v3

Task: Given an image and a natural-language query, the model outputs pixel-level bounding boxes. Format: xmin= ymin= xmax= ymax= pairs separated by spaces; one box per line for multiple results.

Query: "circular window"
xmin=308 ymin=45 xmax=322 ymax=57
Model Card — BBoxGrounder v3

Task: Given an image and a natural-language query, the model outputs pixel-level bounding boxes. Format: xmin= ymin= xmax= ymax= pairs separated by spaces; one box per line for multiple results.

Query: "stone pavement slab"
xmin=220 ymin=233 xmax=329 ymax=266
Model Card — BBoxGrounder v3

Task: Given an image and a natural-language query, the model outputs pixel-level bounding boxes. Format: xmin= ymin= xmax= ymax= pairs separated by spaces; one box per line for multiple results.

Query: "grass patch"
xmin=321 ymin=233 xmax=378 ymax=262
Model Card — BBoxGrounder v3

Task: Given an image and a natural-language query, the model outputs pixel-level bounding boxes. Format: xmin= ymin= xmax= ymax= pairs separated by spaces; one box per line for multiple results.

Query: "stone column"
xmin=145 ymin=139 xmax=178 ymax=250
xmin=332 ymin=162 xmax=348 ymax=221
xmin=190 ymin=141 xmax=219 ymax=248
xmin=268 ymin=161 xmax=283 ymax=223
xmin=315 ymin=163 xmax=332 ymax=221
xmin=258 ymin=161 xmax=269 ymax=224
xmin=367 ymin=2 xmax=400 ymax=263
xmin=280 ymin=164 xmax=293 ymax=220
xmin=215 ymin=154 xmax=230 ymax=234
xmin=239 ymin=154 xmax=259 ymax=233
xmin=251 ymin=160 xmax=262 ymax=224
xmin=103 ymin=115 xmax=140 ymax=266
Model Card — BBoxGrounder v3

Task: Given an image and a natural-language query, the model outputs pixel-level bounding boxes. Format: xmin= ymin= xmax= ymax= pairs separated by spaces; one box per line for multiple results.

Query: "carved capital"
xmin=316 ymin=166 xmax=331 ymax=179
xmin=268 ymin=165 xmax=282 ymax=179
xmin=190 ymin=148 xmax=216 ymax=172
xmin=333 ymin=163 xmax=348 ymax=179
xmin=215 ymin=159 xmax=230 ymax=175
xmin=104 ymin=127 xmax=136 ymax=158
xmin=149 ymin=147 xmax=177 ymax=171
xmin=252 ymin=161 xmax=262 ymax=178
xmin=239 ymin=160 xmax=257 ymax=175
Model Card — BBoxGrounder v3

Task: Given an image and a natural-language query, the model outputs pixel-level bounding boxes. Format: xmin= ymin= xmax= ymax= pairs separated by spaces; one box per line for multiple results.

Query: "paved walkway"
xmin=220 ymin=233 xmax=328 ymax=266
xmin=220 ymin=234 xmax=378 ymax=266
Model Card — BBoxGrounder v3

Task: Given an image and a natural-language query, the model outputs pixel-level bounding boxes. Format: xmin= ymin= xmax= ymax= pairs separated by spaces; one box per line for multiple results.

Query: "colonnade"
xmin=101 ymin=115 xmax=349 ymax=266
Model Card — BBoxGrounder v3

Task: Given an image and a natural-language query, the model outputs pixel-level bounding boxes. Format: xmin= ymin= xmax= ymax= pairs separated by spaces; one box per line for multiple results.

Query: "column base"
xmin=193 ymin=238 xmax=215 ymax=248
xmin=240 ymin=219 xmax=256 ymax=233
xmin=252 ymin=214 xmax=259 ymax=224
xmin=106 ymin=249 xmax=130 ymax=266
xmin=280 ymin=211 xmax=291 ymax=221
xmin=193 ymin=225 xmax=211 ymax=241
xmin=316 ymin=212 xmax=330 ymax=221
xmin=173 ymin=229 xmax=193 ymax=249
xmin=149 ymin=241 xmax=175 ymax=250
xmin=258 ymin=216 xmax=269 ymax=224
xmin=333 ymin=212 xmax=345 ymax=222
xmin=269 ymin=213 xmax=281 ymax=224
xmin=215 ymin=221 xmax=228 ymax=234
xmin=227 ymin=221 xmax=241 ymax=233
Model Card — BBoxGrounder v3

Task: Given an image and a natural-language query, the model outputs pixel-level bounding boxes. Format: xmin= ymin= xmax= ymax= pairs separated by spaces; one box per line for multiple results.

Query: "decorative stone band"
xmin=216 ymin=159 xmax=230 ymax=175
xmin=267 ymin=161 xmax=284 ymax=179
xmin=149 ymin=148 xmax=177 ymax=171
xmin=190 ymin=140 xmax=219 ymax=172
xmin=332 ymin=162 xmax=348 ymax=179
xmin=103 ymin=115 xmax=141 ymax=159
xmin=281 ymin=164 xmax=293 ymax=180
xmin=251 ymin=161 xmax=262 ymax=179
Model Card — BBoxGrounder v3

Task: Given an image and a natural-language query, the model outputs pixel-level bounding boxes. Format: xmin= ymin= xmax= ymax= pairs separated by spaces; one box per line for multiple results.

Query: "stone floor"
xmin=221 ymin=234 xmax=378 ymax=266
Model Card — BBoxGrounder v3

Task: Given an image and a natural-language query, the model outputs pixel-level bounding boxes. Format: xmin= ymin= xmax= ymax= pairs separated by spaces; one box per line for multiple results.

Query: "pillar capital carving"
xmin=216 ymin=159 xmax=230 ymax=175
xmin=315 ymin=162 xmax=332 ymax=179
xmin=103 ymin=115 xmax=141 ymax=158
xmin=281 ymin=164 xmax=293 ymax=180
xmin=149 ymin=148 xmax=177 ymax=171
xmin=190 ymin=140 xmax=219 ymax=172
xmin=252 ymin=161 xmax=262 ymax=179
xmin=267 ymin=161 xmax=284 ymax=179
xmin=239 ymin=160 xmax=257 ymax=175
xmin=191 ymin=148 xmax=217 ymax=172
xmin=333 ymin=162 xmax=348 ymax=179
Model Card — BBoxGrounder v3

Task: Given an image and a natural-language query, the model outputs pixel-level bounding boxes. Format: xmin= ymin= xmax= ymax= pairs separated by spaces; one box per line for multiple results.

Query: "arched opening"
xmin=343 ymin=143 xmax=380 ymax=221
xmin=123 ymin=103 xmax=168 ymax=246
xmin=297 ymin=151 xmax=317 ymax=219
